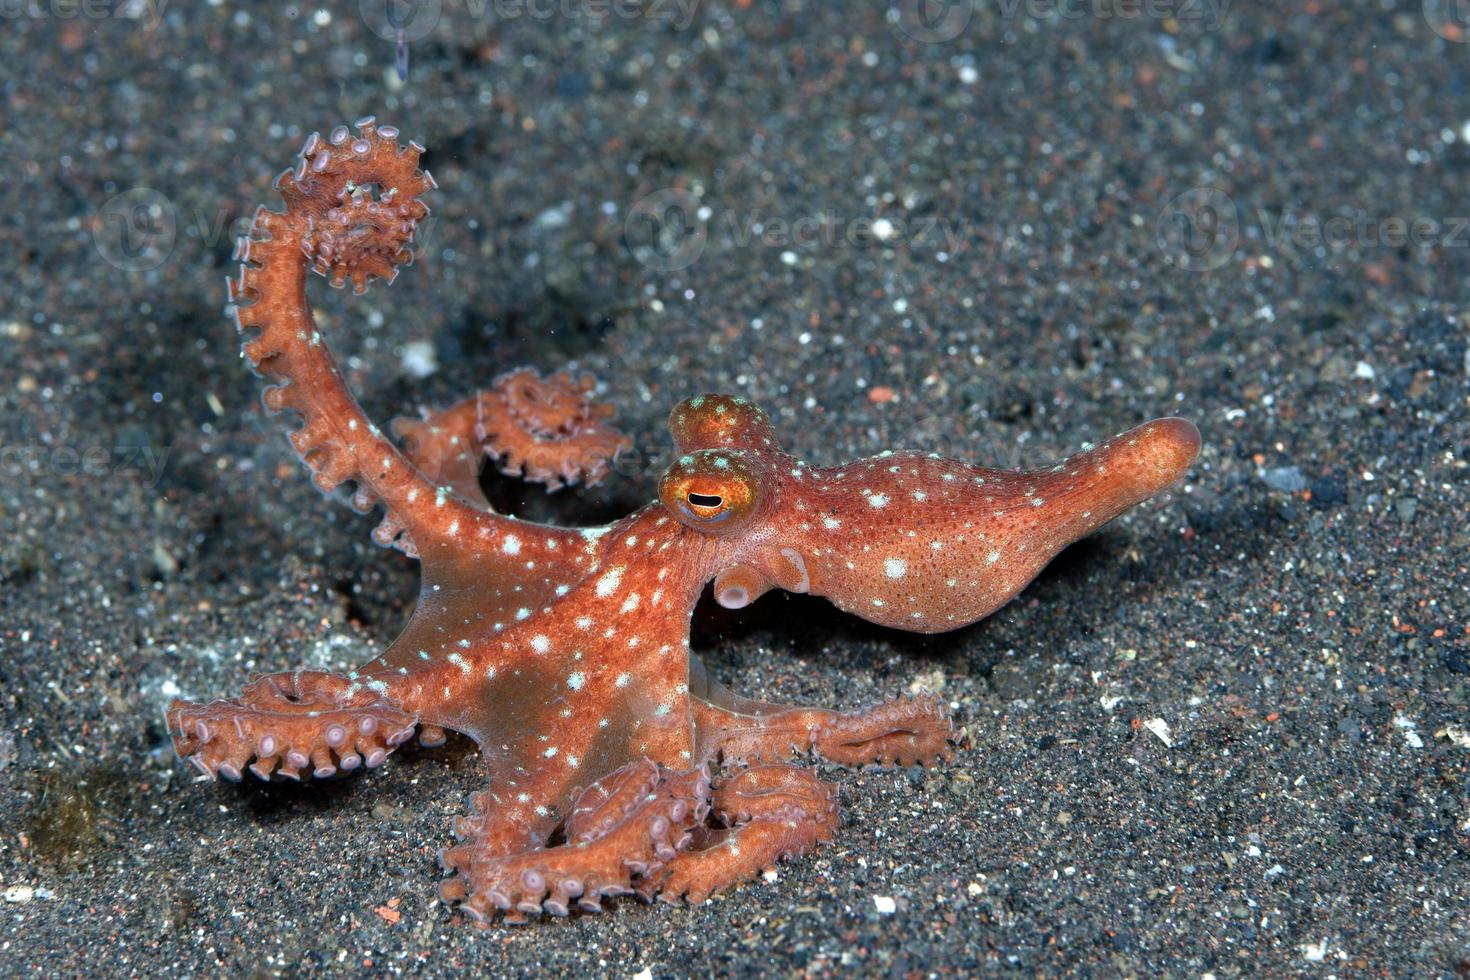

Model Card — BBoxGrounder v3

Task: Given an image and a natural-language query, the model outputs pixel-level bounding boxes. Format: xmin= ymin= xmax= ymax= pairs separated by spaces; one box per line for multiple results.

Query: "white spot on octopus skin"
xmin=567 ymin=671 xmax=585 ymax=690
xmin=595 ymin=567 xmax=624 ymax=598
xmin=986 ymin=550 xmax=1001 ymax=564
xmin=502 ymin=534 xmax=521 ymax=555
xmin=531 ymin=634 xmax=550 ymax=654
xmin=867 ymin=493 xmax=890 ymax=508
xmin=615 ymin=673 xmax=631 ymax=688
xmin=884 ymin=558 xmax=907 ymax=579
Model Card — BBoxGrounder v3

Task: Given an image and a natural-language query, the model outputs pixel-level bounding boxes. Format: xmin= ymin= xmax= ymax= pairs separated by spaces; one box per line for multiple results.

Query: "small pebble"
xmin=1261 ymin=466 xmax=1307 ymax=493
xmin=1143 ymin=718 xmax=1174 ymax=748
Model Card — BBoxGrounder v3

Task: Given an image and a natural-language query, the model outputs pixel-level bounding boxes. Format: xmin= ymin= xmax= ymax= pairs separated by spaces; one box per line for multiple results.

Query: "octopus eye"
xmin=685 ymin=491 xmax=725 ymax=513
xmin=659 ymin=450 xmax=766 ymax=535
xmin=679 ymin=490 xmax=733 ymax=523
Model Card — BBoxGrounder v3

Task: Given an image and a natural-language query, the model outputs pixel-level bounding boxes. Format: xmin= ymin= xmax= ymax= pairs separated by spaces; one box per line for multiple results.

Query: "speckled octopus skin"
xmin=165 ymin=119 xmax=1200 ymax=925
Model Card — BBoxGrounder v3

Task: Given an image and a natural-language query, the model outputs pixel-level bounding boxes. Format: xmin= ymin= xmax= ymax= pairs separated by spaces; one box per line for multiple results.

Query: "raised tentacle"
xmin=228 ymin=118 xmax=513 ymax=562
xmin=165 ymin=670 xmax=419 ymax=781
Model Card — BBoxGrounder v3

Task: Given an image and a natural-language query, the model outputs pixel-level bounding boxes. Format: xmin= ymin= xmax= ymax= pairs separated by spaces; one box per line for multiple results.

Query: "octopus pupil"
xmin=687 ymin=492 xmax=723 ymax=509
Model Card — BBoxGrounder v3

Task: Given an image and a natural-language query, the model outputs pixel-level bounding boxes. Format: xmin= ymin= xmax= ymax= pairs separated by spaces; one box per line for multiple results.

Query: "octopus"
xmin=165 ymin=118 xmax=1201 ymax=925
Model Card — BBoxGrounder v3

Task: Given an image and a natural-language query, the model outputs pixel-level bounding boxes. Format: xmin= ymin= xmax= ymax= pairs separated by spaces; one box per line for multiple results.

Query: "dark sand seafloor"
xmin=1 ymin=4 xmax=1468 ymax=976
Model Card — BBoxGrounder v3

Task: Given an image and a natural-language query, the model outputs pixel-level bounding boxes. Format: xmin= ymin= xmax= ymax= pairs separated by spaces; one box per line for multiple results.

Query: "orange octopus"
xmin=166 ymin=119 xmax=1201 ymax=925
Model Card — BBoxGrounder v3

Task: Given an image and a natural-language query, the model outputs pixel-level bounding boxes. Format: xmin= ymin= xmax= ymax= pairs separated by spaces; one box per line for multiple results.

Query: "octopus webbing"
xmin=165 ymin=118 xmax=1201 ymax=925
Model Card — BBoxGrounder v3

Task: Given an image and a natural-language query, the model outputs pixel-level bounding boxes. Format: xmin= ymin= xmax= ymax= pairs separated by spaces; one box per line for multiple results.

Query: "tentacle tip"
xmin=1144 ymin=416 xmax=1202 ymax=477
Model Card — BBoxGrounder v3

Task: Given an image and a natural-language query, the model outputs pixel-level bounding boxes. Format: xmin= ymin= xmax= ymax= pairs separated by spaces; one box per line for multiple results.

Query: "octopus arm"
xmin=392 ymin=367 xmax=632 ymax=505
xmin=227 ymin=119 xmax=523 ymax=576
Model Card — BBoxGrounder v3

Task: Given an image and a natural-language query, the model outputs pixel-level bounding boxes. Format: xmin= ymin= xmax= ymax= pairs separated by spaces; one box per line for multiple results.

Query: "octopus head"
xmin=659 ymin=394 xmax=811 ymax=610
xmin=658 ymin=394 xmax=1202 ymax=631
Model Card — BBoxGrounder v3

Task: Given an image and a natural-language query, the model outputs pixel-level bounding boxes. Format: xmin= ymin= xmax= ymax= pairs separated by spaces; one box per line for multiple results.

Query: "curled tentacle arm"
xmin=478 ymin=368 xmax=631 ymax=490
xmin=391 ymin=368 xmax=632 ymax=505
xmin=228 ymin=118 xmax=516 ymax=561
